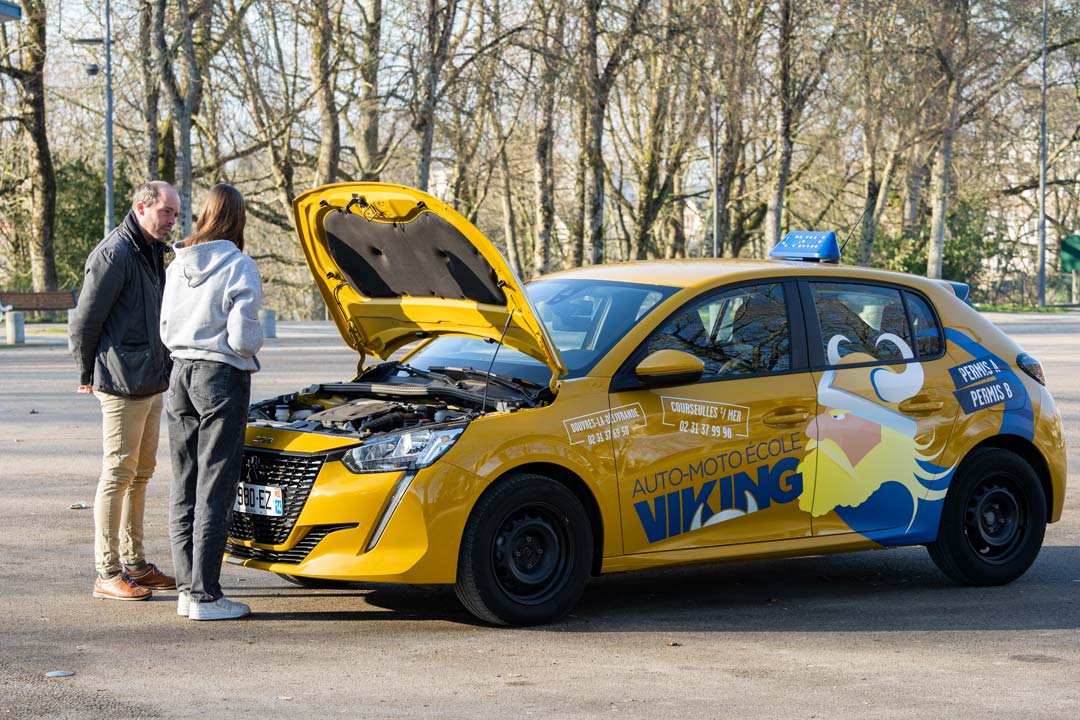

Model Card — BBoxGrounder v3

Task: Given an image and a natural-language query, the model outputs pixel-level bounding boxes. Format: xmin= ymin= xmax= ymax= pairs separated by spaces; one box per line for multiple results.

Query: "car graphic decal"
xmin=795 ymin=333 xmax=952 ymax=544
xmin=944 ymin=328 xmax=1034 ymax=440
xmin=564 ymin=403 xmax=647 ymax=447
xmin=631 ymin=432 xmax=805 ymax=543
xmin=630 ymin=330 xmax=1037 ymax=547
xmin=660 ymin=395 xmax=750 ymax=440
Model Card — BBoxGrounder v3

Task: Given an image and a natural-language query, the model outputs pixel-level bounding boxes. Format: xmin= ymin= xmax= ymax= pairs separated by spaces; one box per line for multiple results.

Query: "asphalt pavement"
xmin=0 ymin=314 xmax=1076 ymax=719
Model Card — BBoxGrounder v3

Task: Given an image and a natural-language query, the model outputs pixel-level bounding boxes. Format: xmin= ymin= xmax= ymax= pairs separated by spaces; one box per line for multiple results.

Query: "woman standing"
xmin=160 ymin=184 xmax=263 ymax=621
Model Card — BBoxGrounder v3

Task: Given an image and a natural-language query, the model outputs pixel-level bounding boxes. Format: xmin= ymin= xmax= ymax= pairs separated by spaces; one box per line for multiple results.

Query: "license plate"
xmin=234 ymin=482 xmax=284 ymax=517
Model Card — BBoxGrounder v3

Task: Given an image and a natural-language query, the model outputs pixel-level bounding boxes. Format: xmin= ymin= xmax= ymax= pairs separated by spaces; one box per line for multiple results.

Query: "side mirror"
xmin=634 ymin=349 xmax=704 ymax=387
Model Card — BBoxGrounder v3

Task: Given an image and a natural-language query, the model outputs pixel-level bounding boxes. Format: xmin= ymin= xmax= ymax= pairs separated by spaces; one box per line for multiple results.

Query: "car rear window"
xmin=903 ymin=292 xmax=943 ymax=358
xmin=810 ymin=282 xmax=913 ymax=363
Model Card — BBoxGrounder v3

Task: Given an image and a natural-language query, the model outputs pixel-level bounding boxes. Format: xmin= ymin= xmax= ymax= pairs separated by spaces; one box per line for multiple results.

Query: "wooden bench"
xmin=0 ymin=290 xmax=77 ymax=319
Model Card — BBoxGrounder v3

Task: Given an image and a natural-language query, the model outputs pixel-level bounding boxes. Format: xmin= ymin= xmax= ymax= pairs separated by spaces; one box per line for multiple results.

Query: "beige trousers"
xmin=93 ymin=391 xmax=164 ymax=576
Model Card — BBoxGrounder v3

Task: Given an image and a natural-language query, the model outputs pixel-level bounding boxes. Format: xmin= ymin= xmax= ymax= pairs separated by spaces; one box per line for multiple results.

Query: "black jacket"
xmin=69 ymin=211 xmax=171 ymax=396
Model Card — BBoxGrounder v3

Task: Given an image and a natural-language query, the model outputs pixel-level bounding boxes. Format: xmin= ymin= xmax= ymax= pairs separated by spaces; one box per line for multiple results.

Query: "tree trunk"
xmin=531 ymin=7 xmax=561 ymax=277
xmin=153 ymin=0 xmax=213 ymax=236
xmin=763 ymin=0 xmax=793 ymax=252
xmin=139 ymin=1 xmax=160 ymax=181
xmin=569 ymin=95 xmax=588 ymax=268
xmin=926 ymin=93 xmax=959 ymax=280
xmin=497 ymin=140 xmax=521 ymax=278
xmin=355 ymin=0 xmax=384 ymax=180
xmin=927 ymin=72 xmax=963 ymax=279
xmin=663 ymin=174 xmax=686 ymax=259
xmin=629 ymin=0 xmax=673 ymax=262
xmin=20 ymin=0 xmax=57 ymax=290
xmin=903 ymin=138 xmax=931 ymax=232
xmin=855 ymin=144 xmax=898 ymax=266
xmin=414 ymin=0 xmax=458 ymax=191
xmin=583 ymin=0 xmax=650 ymax=266
xmin=310 ymin=0 xmax=340 ymax=187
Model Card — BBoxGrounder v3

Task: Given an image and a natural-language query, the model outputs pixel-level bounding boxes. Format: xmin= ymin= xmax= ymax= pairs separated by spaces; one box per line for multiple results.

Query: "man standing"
xmin=69 ymin=181 xmax=180 ymax=601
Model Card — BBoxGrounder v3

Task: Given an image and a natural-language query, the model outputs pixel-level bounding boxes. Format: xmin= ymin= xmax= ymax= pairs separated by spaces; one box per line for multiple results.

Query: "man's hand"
xmin=77 ymin=385 xmax=94 ymax=395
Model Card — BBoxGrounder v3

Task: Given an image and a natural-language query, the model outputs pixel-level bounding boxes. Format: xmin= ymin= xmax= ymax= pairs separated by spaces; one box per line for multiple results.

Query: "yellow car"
xmin=225 ymin=182 xmax=1067 ymax=626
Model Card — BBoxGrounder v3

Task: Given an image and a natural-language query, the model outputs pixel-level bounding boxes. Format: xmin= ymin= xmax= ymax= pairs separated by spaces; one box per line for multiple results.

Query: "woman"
xmin=160 ymin=184 xmax=263 ymax=621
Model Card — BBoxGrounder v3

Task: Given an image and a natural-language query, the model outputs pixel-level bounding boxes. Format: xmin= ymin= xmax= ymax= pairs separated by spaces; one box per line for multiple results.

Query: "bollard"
xmin=5 ymin=311 xmax=25 ymax=345
xmin=260 ymin=309 xmax=277 ymax=339
xmin=1073 ymin=270 xmax=1079 ymax=306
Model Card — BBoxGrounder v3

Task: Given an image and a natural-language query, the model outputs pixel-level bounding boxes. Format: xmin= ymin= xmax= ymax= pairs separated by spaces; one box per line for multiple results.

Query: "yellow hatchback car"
xmin=225 ymin=182 xmax=1067 ymax=626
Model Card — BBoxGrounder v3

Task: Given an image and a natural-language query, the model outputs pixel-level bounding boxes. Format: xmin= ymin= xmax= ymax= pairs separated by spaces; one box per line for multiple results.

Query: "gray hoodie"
xmin=160 ymin=239 xmax=263 ymax=371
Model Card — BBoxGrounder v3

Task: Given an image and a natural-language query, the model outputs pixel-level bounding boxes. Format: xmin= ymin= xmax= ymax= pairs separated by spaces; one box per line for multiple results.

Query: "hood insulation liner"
xmin=324 ymin=209 xmax=507 ymax=305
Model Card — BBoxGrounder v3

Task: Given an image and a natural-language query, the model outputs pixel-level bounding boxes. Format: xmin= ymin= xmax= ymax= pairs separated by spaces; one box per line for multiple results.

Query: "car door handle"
xmin=898 ymin=397 xmax=945 ymax=414
xmin=763 ymin=408 xmax=810 ymax=426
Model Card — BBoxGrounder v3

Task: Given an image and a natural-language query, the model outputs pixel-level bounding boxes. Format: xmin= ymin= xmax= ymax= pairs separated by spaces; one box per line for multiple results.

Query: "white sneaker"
xmin=177 ymin=591 xmax=190 ymax=617
xmin=188 ymin=596 xmax=251 ymax=621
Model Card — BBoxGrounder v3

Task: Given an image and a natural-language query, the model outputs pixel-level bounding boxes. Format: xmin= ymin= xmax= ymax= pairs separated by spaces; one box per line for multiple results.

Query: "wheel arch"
xmin=968 ymin=434 xmax=1053 ymax=520
xmin=484 ymin=462 xmax=605 ymax=577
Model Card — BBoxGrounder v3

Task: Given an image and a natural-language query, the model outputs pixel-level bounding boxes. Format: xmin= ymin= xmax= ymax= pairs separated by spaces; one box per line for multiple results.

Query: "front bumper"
xmin=224 ymin=447 xmax=484 ymax=584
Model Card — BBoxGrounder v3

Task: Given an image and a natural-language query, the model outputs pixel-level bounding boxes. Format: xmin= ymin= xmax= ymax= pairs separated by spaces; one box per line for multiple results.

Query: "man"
xmin=69 ymin=181 xmax=181 ymax=601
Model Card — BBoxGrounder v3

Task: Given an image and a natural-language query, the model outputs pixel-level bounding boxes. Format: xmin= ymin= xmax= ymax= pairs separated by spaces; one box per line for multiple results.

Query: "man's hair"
xmin=185 ymin=183 xmax=246 ymax=251
xmin=130 ymin=180 xmax=174 ymax=210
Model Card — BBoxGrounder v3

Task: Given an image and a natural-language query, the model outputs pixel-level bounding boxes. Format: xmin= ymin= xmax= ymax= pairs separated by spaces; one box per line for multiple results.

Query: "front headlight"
xmin=341 ymin=426 xmax=465 ymax=474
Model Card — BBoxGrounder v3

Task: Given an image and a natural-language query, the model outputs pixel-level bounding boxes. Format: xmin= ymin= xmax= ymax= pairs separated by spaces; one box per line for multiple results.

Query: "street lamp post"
xmin=104 ymin=0 xmax=114 ymax=234
xmin=1038 ymin=0 xmax=1048 ymax=307
xmin=73 ymin=0 xmax=115 ymax=235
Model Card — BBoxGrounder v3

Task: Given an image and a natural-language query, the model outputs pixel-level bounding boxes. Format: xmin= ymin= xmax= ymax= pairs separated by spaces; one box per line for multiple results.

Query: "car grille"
xmin=228 ymin=449 xmax=326 ymax=545
xmin=225 ymin=524 xmax=358 ymax=564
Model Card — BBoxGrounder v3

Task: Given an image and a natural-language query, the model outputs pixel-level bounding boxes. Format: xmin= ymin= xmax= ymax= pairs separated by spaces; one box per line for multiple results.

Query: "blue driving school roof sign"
xmin=0 ymin=2 xmax=21 ymax=22
xmin=769 ymin=230 xmax=841 ymax=263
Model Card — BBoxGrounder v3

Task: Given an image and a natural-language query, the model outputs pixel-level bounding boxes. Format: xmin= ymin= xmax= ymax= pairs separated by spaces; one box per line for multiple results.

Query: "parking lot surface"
xmin=1 ymin=313 xmax=1077 ymax=719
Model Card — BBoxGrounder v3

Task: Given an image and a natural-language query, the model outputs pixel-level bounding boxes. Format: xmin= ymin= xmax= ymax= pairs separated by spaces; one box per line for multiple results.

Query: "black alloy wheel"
xmin=456 ymin=473 xmax=593 ymax=626
xmin=927 ymin=448 xmax=1047 ymax=586
xmin=963 ymin=478 xmax=1026 ymax=563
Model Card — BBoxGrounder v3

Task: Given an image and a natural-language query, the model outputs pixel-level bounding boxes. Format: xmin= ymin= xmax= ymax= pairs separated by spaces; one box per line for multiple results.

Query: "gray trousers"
xmin=166 ymin=359 xmax=250 ymax=603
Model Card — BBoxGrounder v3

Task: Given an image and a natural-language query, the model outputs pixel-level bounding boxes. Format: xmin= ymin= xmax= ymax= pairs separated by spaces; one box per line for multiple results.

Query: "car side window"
xmin=904 ymin=292 xmax=943 ymax=358
xmin=810 ymin=282 xmax=913 ymax=364
xmin=644 ymin=283 xmax=790 ymax=379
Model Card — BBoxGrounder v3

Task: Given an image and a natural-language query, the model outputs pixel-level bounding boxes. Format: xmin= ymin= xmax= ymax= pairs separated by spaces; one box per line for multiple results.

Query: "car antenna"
xmin=482 ymin=292 xmax=514 ymax=413
xmin=839 ymin=202 xmax=871 ymax=258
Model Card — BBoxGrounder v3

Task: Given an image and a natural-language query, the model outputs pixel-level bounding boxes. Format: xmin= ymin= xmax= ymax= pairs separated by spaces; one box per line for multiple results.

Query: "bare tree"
xmin=153 ymin=0 xmax=216 ymax=235
xmin=310 ymin=0 xmax=342 ymax=186
xmin=762 ymin=0 xmax=836 ymax=251
xmin=350 ymin=0 xmax=388 ymax=180
xmin=530 ymin=1 xmax=564 ymax=276
xmin=578 ymin=0 xmax=651 ymax=265
xmin=0 ymin=0 xmax=56 ymax=290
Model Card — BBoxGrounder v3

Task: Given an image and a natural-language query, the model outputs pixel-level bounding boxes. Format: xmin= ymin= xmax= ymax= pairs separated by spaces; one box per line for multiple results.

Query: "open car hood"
xmin=293 ymin=183 xmax=566 ymax=387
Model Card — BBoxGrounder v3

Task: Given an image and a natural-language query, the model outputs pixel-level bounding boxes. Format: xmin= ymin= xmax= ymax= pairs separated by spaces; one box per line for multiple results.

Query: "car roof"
xmin=538 ymin=258 xmax=944 ymax=293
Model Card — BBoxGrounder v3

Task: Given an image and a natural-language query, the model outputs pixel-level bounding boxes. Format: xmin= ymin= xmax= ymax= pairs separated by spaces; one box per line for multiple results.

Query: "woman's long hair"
xmin=185 ymin=184 xmax=246 ymax=251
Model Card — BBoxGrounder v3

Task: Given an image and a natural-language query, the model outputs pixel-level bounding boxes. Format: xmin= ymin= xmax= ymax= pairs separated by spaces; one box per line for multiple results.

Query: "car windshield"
xmin=406 ymin=278 xmax=677 ymax=385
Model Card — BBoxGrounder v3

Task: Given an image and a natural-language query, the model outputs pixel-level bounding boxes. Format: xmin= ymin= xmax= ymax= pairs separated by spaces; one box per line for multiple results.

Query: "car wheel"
xmin=455 ymin=473 xmax=593 ymax=626
xmin=926 ymin=448 xmax=1047 ymax=586
xmin=275 ymin=573 xmax=356 ymax=589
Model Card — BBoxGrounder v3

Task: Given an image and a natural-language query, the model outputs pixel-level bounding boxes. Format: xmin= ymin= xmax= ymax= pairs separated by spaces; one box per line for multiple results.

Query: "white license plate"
xmin=234 ymin=482 xmax=284 ymax=517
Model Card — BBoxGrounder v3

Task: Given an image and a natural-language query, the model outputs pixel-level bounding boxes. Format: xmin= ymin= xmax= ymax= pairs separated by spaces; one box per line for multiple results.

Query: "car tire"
xmin=275 ymin=573 xmax=356 ymax=589
xmin=926 ymin=448 xmax=1047 ymax=586
xmin=455 ymin=473 xmax=593 ymax=626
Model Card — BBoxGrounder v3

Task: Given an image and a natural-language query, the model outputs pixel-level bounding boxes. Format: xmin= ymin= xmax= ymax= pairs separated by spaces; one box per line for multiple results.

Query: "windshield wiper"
xmin=427 ymin=365 xmax=542 ymax=396
xmin=358 ymin=360 xmax=465 ymax=388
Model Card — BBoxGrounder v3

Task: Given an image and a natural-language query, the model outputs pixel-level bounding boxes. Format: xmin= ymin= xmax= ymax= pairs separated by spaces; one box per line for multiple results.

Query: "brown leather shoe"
xmin=127 ymin=563 xmax=176 ymax=590
xmin=93 ymin=573 xmax=152 ymax=601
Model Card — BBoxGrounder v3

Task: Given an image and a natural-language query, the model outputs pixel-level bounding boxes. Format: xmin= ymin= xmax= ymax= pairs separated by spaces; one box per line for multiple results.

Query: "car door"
xmin=609 ymin=280 xmax=817 ymax=556
xmin=799 ymin=280 xmax=960 ymax=543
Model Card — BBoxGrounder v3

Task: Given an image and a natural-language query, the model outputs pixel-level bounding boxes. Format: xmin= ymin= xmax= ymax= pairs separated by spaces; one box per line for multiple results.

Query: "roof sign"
xmin=770 ymin=231 xmax=841 ymax=263
xmin=0 ymin=2 xmax=21 ymax=22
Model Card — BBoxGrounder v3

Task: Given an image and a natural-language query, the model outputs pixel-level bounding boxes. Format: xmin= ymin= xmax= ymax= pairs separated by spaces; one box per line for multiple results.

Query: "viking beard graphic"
xmin=797 ymin=334 xmax=949 ymax=527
